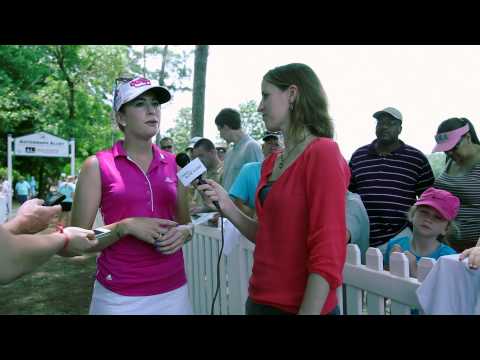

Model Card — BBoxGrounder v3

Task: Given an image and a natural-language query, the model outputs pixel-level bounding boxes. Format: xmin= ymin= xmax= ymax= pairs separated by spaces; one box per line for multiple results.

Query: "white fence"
xmin=184 ymin=224 xmax=436 ymax=315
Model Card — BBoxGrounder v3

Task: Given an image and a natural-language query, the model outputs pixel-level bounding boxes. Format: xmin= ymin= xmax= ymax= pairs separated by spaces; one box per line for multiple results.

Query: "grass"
xmin=0 ymin=201 xmax=99 ymax=315
xmin=0 ymin=253 xmax=97 ymax=315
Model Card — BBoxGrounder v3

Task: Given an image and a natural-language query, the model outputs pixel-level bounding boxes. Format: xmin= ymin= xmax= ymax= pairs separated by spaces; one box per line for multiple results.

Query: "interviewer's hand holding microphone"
xmin=196 ymin=180 xmax=234 ymax=216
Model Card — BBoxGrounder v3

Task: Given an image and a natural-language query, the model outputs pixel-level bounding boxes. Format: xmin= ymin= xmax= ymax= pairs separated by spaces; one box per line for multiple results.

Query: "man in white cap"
xmin=185 ymin=136 xmax=203 ymax=159
xmin=349 ymin=107 xmax=435 ymax=254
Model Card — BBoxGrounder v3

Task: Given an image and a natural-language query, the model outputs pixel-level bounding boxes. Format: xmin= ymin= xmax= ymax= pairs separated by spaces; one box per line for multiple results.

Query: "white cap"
xmin=113 ymin=77 xmax=171 ymax=112
xmin=186 ymin=137 xmax=203 ymax=149
xmin=373 ymin=107 xmax=403 ymax=122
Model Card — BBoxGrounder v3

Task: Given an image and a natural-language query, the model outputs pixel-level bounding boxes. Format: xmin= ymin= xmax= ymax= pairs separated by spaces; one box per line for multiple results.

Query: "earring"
xmin=289 ymin=103 xmax=294 ymax=111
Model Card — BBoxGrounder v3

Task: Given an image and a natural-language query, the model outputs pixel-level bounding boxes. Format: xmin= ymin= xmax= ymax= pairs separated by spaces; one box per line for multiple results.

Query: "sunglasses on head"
xmin=115 ymin=77 xmax=134 ymax=89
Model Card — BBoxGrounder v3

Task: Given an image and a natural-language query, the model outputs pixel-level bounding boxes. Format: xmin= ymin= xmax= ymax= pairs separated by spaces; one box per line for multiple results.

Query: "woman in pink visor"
xmin=432 ymin=117 xmax=480 ymax=252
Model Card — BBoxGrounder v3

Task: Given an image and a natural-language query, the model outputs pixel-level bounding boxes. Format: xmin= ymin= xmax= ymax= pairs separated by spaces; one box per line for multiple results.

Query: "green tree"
xmin=126 ymin=45 xmax=194 ymax=145
xmin=427 ymin=152 xmax=447 ymax=178
xmin=0 ymin=45 xmax=130 ymax=197
xmin=191 ymin=45 xmax=209 ymax=138
xmin=165 ymin=107 xmax=192 ymax=153
xmin=239 ymin=100 xmax=265 ymax=140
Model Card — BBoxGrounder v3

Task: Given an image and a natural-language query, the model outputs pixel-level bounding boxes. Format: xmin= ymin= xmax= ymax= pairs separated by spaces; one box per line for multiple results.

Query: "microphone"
xmin=176 ymin=153 xmax=220 ymax=211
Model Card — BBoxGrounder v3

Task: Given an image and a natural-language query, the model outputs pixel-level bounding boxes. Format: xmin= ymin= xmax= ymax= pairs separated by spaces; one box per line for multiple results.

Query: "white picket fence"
xmin=184 ymin=224 xmax=437 ymax=315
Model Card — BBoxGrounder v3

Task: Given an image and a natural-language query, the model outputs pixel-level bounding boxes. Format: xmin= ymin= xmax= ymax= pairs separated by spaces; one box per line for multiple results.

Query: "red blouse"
xmin=250 ymin=138 xmax=350 ymax=314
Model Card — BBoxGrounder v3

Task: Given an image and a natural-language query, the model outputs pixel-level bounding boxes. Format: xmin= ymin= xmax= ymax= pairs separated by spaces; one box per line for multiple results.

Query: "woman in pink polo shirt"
xmin=70 ymin=76 xmax=193 ymax=315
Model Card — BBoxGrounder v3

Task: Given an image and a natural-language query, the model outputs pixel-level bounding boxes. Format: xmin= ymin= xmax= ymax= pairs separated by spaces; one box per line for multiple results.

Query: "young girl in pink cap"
xmin=386 ymin=187 xmax=458 ymax=278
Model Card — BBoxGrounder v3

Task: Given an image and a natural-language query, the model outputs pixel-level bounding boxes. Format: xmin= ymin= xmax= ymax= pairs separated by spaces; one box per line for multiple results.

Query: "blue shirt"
xmin=58 ymin=182 xmax=75 ymax=203
xmin=346 ymin=191 xmax=370 ymax=263
xmin=385 ymin=235 xmax=456 ymax=266
xmin=229 ymin=162 xmax=261 ymax=209
xmin=15 ymin=181 xmax=30 ymax=196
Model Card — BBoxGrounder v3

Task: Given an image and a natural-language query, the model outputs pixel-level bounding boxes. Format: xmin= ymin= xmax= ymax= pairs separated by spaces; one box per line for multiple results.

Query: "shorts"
xmin=60 ymin=202 xmax=72 ymax=212
xmin=17 ymin=195 xmax=28 ymax=204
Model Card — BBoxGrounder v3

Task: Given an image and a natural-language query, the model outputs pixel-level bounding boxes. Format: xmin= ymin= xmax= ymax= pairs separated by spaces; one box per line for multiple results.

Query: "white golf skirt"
xmin=89 ymin=280 xmax=193 ymax=315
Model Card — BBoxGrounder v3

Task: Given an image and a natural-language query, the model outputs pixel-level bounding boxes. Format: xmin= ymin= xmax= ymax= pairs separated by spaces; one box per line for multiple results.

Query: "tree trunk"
xmin=54 ymin=46 xmax=76 ymax=139
xmin=155 ymin=45 xmax=169 ymax=146
xmin=191 ymin=45 xmax=209 ymax=138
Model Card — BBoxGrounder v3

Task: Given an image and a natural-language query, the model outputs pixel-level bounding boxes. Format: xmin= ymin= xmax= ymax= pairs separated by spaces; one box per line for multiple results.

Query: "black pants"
xmin=245 ymin=297 xmax=340 ymax=315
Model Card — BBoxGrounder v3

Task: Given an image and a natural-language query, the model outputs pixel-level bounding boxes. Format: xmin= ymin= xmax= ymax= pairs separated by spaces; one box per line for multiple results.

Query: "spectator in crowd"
xmin=159 ymin=137 xmax=175 ymax=153
xmin=432 ymin=117 xmax=480 ymax=252
xmin=0 ymin=198 xmax=96 ymax=284
xmin=215 ymin=142 xmax=228 ymax=162
xmin=58 ymin=173 xmax=67 ymax=190
xmin=190 ymin=138 xmax=224 ymax=215
xmin=0 ymin=176 xmax=12 ymax=218
xmin=215 ymin=108 xmax=263 ymax=192
xmin=29 ymin=176 xmax=37 ymax=197
xmin=71 ymin=76 xmax=193 ymax=315
xmin=199 ymin=63 xmax=350 ymax=315
xmin=229 ymin=131 xmax=282 ymax=218
xmin=346 ymin=191 xmax=370 ymax=263
xmin=386 ymin=187 xmax=457 ymax=278
xmin=185 ymin=137 xmax=203 ymax=159
xmin=349 ymin=107 xmax=435 ymax=255
xmin=459 ymin=242 xmax=480 ymax=269
xmin=15 ymin=176 xmax=31 ymax=204
xmin=58 ymin=175 xmax=76 ymax=226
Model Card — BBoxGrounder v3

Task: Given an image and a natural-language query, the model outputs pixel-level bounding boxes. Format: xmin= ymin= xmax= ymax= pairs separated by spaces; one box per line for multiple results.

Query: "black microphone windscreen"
xmin=176 ymin=152 xmax=191 ymax=168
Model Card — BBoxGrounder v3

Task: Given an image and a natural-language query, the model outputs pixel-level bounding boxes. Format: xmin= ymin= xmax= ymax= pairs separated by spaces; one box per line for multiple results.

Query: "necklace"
xmin=278 ymin=134 xmax=312 ymax=170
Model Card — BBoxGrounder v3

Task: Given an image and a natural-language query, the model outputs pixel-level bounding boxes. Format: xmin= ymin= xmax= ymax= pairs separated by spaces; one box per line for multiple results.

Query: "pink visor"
xmin=432 ymin=124 xmax=469 ymax=153
xmin=415 ymin=187 xmax=460 ymax=221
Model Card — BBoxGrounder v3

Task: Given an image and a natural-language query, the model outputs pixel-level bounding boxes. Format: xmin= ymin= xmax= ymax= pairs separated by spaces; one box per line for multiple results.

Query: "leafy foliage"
xmin=239 ymin=99 xmax=265 ymax=141
xmin=165 ymin=107 xmax=192 ymax=153
xmin=0 ymin=45 xmax=194 ymax=196
xmin=427 ymin=152 xmax=447 ymax=178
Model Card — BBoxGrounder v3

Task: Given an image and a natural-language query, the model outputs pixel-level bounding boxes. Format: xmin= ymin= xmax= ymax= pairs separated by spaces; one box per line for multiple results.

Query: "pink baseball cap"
xmin=414 ymin=187 xmax=460 ymax=221
xmin=113 ymin=77 xmax=171 ymax=112
xmin=432 ymin=124 xmax=469 ymax=153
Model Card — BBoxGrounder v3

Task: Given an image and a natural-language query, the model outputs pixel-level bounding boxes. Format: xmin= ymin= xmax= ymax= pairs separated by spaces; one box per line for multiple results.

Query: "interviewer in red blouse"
xmin=199 ymin=63 xmax=350 ymax=315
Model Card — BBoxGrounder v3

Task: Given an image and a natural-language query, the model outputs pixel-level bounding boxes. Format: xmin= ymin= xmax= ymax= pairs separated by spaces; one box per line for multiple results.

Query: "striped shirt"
xmin=434 ymin=160 xmax=480 ymax=252
xmin=349 ymin=140 xmax=434 ymax=247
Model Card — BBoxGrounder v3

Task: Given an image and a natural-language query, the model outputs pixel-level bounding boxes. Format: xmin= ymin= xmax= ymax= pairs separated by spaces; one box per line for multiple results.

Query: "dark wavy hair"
xmin=263 ymin=63 xmax=333 ymax=141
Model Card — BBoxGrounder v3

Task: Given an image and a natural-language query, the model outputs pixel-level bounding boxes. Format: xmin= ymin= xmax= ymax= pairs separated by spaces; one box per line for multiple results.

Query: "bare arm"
xmin=3 ymin=199 xmax=61 ymax=235
xmin=233 ymin=198 xmax=256 ymax=219
xmin=175 ymin=171 xmax=191 ymax=225
xmin=71 ymin=156 xmax=102 ymax=231
xmin=0 ymin=225 xmax=64 ymax=284
xmin=197 ymin=180 xmax=258 ymax=242
xmin=0 ymin=225 xmax=96 ymax=284
xmin=298 ymin=273 xmax=330 ymax=315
